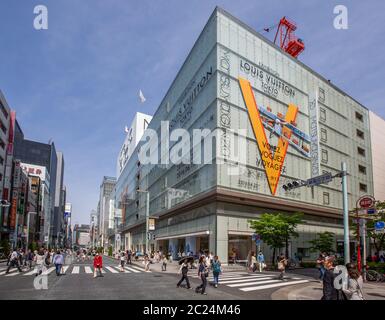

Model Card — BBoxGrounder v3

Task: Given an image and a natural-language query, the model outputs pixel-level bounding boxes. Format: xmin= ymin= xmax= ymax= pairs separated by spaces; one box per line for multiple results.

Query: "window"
xmin=358 ymin=165 xmax=367 ymax=175
xmin=297 ymin=248 xmax=310 ymax=258
xmin=0 ymin=120 xmax=6 ymax=134
xmin=321 ymin=149 xmax=328 ymax=163
xmin=356 ymin=129 xmax=364 ymax=139
xmin=320 ymin=128 xmax=328 ymax=142
xmin=320 ymin=108 xmax=326 ymax=122
xmin=323 ymin=192 xmax=330 ymax=205
xmin=318 ymin=88 xmax=325 ymax=103
xmin=357 ymin=147 xmax=366 ymax=157
xmin=0 ymin=101 xmax=8 ymax=119
xmin=359 ymin=183 xmax=367 ymax=192
xmin=355 ymin=112 xmax=363 ymax=122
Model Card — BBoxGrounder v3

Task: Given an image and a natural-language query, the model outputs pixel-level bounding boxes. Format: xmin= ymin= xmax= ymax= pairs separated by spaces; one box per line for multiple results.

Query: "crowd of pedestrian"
xmin=317 ymin=253 xmax=365 ymax=300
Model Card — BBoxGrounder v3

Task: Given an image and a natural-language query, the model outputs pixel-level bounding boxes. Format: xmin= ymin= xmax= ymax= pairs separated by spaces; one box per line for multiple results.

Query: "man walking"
xmin=257 ymin=251 xmax=265 ymax=273
xmin=53 ymin=250 xmax=64 ymax=276
xmin=6 ymin=249 xmax=22 ymax=274
xmin=177 ymin=261 xmax=191 ymax=289
xmin=126 ymin=250 xmax=132 ymax=265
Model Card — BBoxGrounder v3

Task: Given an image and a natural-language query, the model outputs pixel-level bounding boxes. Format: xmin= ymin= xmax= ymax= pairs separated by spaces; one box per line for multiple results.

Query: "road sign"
xmin=358 ymin=196 xmax=375 ymax=209
xmin=367 ymin=208 xmax=377 ymax=215
xmin=306 ymin=172 xmax=333 ymax=187
xmin=255 ymin=239 xmax=261 ymax=246
xmin=375 ymin=221 xmax=385 ymax=230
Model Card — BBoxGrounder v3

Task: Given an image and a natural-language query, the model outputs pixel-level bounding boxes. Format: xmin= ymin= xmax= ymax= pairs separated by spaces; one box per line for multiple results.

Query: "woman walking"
xmin=257 ymin=251 xmax=265 ymax=273
xmin=195 ymin=256 xmax=208 ymax=295
xmin=143 ymin=254 xmax=150 ymax=272
xmin=211 ymin=256 xmax=221 ymax=288
xmin=343 ymin=263 xmax=364 ymax=300
xmin=251 ymin=252 xmax=257 ymax=273
xmin=277 ymin=253 xmax=287 ymax=280
xmin=35 ymin=249 xmax=45 ymax=276
xmin=93 ymin=252 xmax=103 ymax=278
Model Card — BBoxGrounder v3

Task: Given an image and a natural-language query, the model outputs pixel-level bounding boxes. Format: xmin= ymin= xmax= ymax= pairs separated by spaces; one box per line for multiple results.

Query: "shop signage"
xmin=239 ymin=78 xmax=298 ymax=196
xmin=148 ymin=218 xmax=155 ymax=231
xmin=358 ymin=196 xmax=375 ymax=209
xmin=309 ymin=92 xmax=321 ymax=177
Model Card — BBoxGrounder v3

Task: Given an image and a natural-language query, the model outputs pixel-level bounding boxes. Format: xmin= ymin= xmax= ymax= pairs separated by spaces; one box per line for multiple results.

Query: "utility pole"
xmin=341 ymin=162 xmax=350 ymax=265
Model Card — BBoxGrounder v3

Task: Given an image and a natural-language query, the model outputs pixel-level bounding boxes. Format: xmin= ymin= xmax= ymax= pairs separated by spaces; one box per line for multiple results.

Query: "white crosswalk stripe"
xmin=84 ymin=266 xmax=92 ymax=274
xmin=105 ymin=266 xmax=119 ymax=273
xmin=190 ymin=272 xmax=310 ymax=293
xmin=71 ymin=266 xmax=80 ymax=274
xmin=0 ymin=264 xmax=146 ymax=277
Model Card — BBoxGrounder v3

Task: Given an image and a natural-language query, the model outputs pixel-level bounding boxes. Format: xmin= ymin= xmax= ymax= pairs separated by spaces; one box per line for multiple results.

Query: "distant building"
xmin=73 ymin=224 xmax=90 ymax=248
xmin=369 ymin=111 xmax=385 ymax=201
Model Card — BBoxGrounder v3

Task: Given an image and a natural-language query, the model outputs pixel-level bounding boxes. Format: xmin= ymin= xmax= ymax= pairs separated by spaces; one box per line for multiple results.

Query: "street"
xmin=0 ymin=255 xmax=317 ymax=300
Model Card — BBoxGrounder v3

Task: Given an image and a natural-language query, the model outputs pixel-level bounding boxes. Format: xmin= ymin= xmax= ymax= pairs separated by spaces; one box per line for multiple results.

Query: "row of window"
xmin=321 ymin=146 xmax=367 ymax=165
xmin=323 ymin=182 xmax=368 ymax=205
xmin=0 ymin=100 xmax=8 ymax=119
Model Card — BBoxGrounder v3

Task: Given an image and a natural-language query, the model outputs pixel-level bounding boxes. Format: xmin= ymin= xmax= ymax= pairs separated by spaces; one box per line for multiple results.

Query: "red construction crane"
xmin=273 ymin=17 xmax=305 ymax=58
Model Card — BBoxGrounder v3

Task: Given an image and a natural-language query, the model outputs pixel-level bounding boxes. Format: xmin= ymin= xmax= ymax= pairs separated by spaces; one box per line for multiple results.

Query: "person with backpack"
xmin=211 ymin=256 xmax=222 ymax=288
xmin=126 ymin=250 xmax=132 ymax=265
xmin=195 ymin=256 xmax=208 ymax=295
xmin=5 ymin=249 xmax=23 ymax=274
xmin=177 ymin=261 xmax=191 ymax=289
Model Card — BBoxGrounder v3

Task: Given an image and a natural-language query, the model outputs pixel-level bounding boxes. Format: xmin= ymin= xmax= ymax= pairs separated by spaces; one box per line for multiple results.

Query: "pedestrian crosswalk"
xmin=190 ymin=271 xmax=310 ymax=293
xmin=0 ymin=264 xmax=146 ymax=277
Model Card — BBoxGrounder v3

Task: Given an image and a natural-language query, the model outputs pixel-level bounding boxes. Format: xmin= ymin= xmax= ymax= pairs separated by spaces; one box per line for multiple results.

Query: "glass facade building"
xmin=115 ymin=7 xmax=374 ymax=263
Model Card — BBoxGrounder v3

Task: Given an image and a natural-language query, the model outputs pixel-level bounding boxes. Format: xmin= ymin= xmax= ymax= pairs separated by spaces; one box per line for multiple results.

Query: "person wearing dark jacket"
xmin=177 ymin=262 xmax=191 ymax=289
xmin=321 ymin=256 xmax=338 ymax=300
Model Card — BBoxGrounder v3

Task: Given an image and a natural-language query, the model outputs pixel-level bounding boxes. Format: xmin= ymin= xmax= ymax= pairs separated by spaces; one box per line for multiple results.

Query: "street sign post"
xmin=306 ymin=172 xmax=333 ymax=188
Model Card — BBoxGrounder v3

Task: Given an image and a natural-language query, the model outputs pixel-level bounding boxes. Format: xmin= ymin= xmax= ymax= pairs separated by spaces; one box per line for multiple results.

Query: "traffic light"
xmin=282 ymin=180 xmax=304 ymax=191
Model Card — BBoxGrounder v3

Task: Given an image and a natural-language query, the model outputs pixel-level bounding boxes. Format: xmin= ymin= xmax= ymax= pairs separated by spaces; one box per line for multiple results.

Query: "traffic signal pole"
xmin=341 ymin=162 xmax=350 ymax=265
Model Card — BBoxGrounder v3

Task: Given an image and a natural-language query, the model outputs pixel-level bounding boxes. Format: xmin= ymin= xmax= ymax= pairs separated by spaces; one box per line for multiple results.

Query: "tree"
xmin=309 ymin=231 xmax=335 ymax=254
xmin=281 ymin=213 xmax=303 ymax=258
xmin=249 ymin=213 xmax=301 ymax=266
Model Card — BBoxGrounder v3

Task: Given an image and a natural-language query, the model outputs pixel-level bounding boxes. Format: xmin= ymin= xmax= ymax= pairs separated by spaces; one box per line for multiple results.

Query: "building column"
xmin=168 ymin=238 xmax=178 ymax=260
xmin=216 ymin=215 xmax=228 ymax=265
xmin=185 ymin=236 xmax=196 ymax=255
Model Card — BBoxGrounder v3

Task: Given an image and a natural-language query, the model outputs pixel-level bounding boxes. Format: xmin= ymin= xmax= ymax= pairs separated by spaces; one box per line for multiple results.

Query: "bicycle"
xmin=366 ymin=270 xmax=385 ymax=282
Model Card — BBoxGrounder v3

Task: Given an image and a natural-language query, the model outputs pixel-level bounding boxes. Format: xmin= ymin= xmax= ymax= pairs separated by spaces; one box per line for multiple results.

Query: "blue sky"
xmin=0 ymin=0 xmax=384 ymax=225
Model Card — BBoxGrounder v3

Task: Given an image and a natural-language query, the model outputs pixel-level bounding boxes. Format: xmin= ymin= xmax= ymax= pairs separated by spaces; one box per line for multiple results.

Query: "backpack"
xmin=213 ymin=261 xmax=221 ymax=273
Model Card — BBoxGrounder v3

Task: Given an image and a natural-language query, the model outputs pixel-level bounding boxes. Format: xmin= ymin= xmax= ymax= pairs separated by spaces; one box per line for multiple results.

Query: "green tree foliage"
xmin=248 ymin=212 xmax=303 ymax=265
xmin=309 ymin=231 xmax=335 ymax=254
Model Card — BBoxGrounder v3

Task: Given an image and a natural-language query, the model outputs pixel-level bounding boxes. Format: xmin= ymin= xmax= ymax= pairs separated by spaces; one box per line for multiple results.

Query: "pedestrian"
xmin=251 ymin=252 xmax=257 ymax=272
xmin=44 ymin=250 xmax=51 ymax=269
xmin=321 ymin=256 xmax=338 ymax=300
xmin=26 ymin=249 xmax=34 ymax=270
xmin=34 ymin=249 xmax=45 ymax=276
xmin=53 ymin=250 xmax=64 ymax=276
xmin=211 ymin=256 xmax=222 ymax=288
xmin=195 ymin=256 xmax=208 ymax=295
xmin=177 ymin=261 xmax=191 ymax=289
xmin=93 ymin=252 xmax=103 ymax=278
xmin=343 ymin=263 xmax=364 ymax=300
xmin=162 ymin=256 xmax=167 ymax=271
xmin=277 ymin=253 xmax=287 ymax=280
xmin=127 ymin=249 xmax=132 ymax=265
xmin=5 ymin=249 xmax=23 ymax=274
xmin=257 ymin=251 xmax=265 ymax=273
xmin=316 ymin=253 xmax=326 ymax=281
xmin=120 ymin=251 xmax=125 ymax=272
xmin=143 ymin=254 xmax=150 ymax=272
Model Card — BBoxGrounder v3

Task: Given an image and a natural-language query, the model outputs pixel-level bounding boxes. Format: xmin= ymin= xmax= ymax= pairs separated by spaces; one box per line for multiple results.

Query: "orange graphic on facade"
xmin=239 ymin=77 xmax=298 ymax=195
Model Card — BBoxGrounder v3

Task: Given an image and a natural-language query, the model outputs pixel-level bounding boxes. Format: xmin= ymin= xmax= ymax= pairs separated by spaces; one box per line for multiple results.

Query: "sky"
xmin=0 ymin=0 xmax=384 ymax=225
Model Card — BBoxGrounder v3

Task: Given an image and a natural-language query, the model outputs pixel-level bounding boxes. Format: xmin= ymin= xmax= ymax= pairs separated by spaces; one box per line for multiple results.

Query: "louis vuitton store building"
xmin=117 ymin=7 xmax=374 ymax=264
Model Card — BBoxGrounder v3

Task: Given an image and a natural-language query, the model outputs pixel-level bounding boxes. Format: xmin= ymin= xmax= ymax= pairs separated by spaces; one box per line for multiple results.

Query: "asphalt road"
xmin=0 ymin=256 xmax=314 ymax=300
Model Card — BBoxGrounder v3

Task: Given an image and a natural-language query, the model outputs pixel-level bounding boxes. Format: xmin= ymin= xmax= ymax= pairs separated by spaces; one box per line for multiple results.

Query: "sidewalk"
xmin=272 ymin=280 xmax=385 ymax=300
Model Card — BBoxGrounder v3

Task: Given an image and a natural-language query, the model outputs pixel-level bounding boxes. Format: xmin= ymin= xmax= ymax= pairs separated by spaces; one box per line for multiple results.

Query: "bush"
xmin=367 ymin=262 xmax=385 ymax=273
xmin=300 ymin=262 xmax=317 ymax=268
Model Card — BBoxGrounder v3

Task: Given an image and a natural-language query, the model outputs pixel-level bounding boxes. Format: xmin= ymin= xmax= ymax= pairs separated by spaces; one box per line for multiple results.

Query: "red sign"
xmin=359 ymin=196 xmax=375 ymax=209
